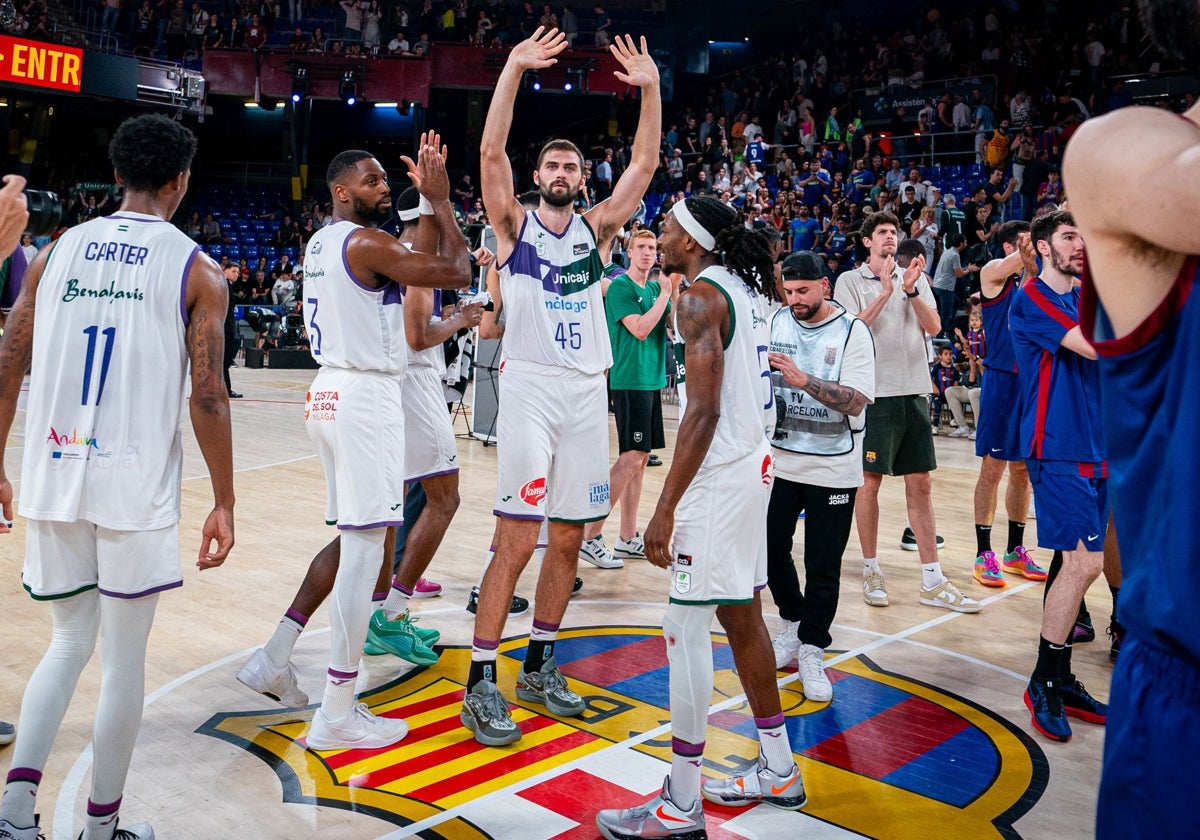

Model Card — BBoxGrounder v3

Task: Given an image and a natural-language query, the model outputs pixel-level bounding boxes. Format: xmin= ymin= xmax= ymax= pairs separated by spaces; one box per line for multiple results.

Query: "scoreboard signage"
xmin=0 ymin=35 xmax=82 ymax=93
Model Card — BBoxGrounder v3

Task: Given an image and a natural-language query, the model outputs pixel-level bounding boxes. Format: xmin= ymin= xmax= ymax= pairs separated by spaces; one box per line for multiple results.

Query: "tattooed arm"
xmin=185 ymin=252 xmax=236 ymax=568
xmin=0 ymin=245 xmax=41 ymax=533
xmin=766 ymin=351 xmax=868 ymax=416
xmin=643 ymin=282 xmax=727 ymax=569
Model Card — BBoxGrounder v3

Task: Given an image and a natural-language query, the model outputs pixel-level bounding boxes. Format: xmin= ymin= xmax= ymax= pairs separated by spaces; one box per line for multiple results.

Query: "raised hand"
xmin=902 ymin=253 xmax=926 ymax=291
xmin=415 ymin=132 xmax=451 ymax=203
xmin=506 ymin=26 xmax=566 ymax=72
xmin=879 ymin=254 xmax=896 ymax=297
xmin=401 ymin=130 xmax=448 ymax=195
xmin=610 ymin=34 xmax=659 ymax=88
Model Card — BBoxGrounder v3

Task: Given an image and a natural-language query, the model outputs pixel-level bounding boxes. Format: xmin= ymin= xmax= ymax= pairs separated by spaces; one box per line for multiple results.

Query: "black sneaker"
xmin=466 ymin=587 xmax=530 ymax=617
xmin=1058 ymin=678 xmax=1107 ymax=724
xmin=900 ymin=527 xmax=945 ymax=551
xmin=1073 ymin=610 xmax=1096 ymax=643
xmin=572 ymin=577 xmax=583 ymax=596
xmin=647 ymin=453 xmax=663 ymax=466
xmin=1107 ymin=617 xmax=1125 ymax=661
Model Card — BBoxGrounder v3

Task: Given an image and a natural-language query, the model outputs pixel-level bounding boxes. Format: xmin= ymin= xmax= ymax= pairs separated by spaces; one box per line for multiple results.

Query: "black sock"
xmin=975 ymin=524 xmax=992 ymax=555
xmin=1077 ymin=597 xmax=1090 ymax=622
xmin=1109 ymin=585 xmax=1120 ymax=620
xmin=468 ymin=658 xmax=497 ymax=691
xmin=1033 ymin=635 xmax=1066 ymax=682
xmin=524 ymin=639 xmax=555 ymax=673
xmin=1043 ymin=550 xmax=1064 ymax=606
xmin=1006 ymin=521 xmax=1026 ymax=554
xmin=1061 ymin=640 xmax=1074 ymax=683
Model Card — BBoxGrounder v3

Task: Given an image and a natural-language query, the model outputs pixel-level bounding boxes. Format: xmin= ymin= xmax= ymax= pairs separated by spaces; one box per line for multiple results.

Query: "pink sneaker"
xmin=407 ymin=577 xmax=443 ymax=599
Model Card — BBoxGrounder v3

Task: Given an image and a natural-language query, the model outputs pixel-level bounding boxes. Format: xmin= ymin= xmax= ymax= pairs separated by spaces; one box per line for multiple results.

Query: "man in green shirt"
xmin=579 ymin=230 xmax=672 ymax=568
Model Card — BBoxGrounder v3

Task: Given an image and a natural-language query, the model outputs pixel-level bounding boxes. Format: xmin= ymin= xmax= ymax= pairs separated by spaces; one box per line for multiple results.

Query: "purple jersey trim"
xmin=406 ymin=466 xmax=459 ymax=483
xmin=493 ymin=509 xmax=545 ymax=521
xmin=337 ymin=519 xmax=403 ymax=531
xmin=180 ymin=245 xmax=200 ymax=327
xmin=98 ymin=579 xmax=183 ymax=599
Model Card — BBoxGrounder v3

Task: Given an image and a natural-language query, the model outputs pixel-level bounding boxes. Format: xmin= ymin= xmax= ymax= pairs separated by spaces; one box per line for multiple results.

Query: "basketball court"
xmin=0 ymin=367 xmax=1110 ymax=839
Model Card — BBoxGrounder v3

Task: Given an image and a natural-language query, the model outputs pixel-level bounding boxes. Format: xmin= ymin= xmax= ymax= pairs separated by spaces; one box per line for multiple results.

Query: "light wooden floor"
xmin=0 ymin=366 xmax=1111 ymax=840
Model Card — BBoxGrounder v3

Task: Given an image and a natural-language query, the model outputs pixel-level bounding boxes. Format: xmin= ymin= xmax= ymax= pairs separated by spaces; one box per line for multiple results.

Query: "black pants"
xmin=223 ymin=329 xmax=238 ymax=392
xmin=765 ymin=478 xmax=857 ymax=650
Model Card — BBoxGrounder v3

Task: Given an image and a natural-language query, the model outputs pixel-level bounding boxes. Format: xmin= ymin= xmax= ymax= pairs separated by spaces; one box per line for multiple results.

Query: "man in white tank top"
xmin=597 ymin=198 xmax=805 ymax=840
xmin=462 ymin=27 xmax=662 ymax=747
xmin=0 ymin=114 xmax=234 ymax=840
xmin=236 ymin=135 xmax=473 ymax=753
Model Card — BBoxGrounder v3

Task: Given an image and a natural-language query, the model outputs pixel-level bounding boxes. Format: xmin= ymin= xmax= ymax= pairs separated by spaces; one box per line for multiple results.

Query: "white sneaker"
xmin=80 ymin=821 xmax=156 ymax=839
xmin=236 ymin=648 xmax=309 ymax=707
xmin=950 ymin=425 xmax=972 ymax=438
xmin=613 ymin=532 xmax=646 ymax=560
xmin=797 ymin=644 xmax=833 ymax=702
xmin=307 ymin=702 xmax=409 ymax=751
xmin=579 ymin=535 xmax=623 ymax=569
xmin=919 ymin=579 xmax=982 ymax=613
xmin=863 ymin=570 xmax=889 ymax=606
xmin=772 ymin=619 xmax=800 ymax=669
xmin=0 ymin=818 xmax=42 ymax=840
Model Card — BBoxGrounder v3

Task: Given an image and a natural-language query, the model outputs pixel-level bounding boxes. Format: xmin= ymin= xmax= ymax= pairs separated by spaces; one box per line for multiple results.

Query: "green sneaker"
xmin=363 ymin=609 xmax=439 ymax=666
xmin=399 ymin=609 xmax=440 ymax=645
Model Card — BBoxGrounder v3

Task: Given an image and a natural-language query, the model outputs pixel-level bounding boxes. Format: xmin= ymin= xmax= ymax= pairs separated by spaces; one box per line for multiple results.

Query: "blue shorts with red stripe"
xmin=1097 ymin=638 xmax=1200 ymax=838
xmin=1026 ymin=459 xmax=1109 ymax=551
xmin=974 ymin=368 xmax=1023 ymax=461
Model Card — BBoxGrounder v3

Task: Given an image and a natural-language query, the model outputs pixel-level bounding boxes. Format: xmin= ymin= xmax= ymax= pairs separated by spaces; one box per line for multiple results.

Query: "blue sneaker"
xmin=1024 ymin=678 xmax=1071 ymax=742
xmin=1059 ymin=679 xmax=1107 ymax=724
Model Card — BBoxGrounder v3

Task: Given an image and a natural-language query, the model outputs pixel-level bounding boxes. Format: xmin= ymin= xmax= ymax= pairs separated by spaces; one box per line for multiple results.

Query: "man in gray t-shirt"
xmin=932 ymin=233 xmax=977 ymax=339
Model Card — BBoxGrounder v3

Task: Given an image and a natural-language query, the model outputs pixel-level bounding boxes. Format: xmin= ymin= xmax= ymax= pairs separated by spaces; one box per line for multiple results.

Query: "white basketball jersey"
xmin=400 ymin=242 xmax=447 ymax=373
xmin=688 ymin=265 xmax=775 ymax=469
xmin=303 ymin=220 xmax=406 ymax=375
xmin=19 ymin=212 xmax=199 ymax=529
xmin=498 ymin=211 xmax=611 ymax=375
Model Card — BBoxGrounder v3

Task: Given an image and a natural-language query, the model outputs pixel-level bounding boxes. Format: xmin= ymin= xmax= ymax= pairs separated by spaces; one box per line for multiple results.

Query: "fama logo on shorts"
xmin=545 ymin=297 xmax=588 ymax=313
xmin=520 ymin=477 xmax=547 ymax=507
xmin=761 ymin=453 xmax=775 ymax=485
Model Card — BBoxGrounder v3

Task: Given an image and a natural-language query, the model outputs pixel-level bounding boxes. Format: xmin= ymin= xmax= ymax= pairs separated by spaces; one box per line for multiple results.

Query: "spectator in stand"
xmin=244 ymin=13 xmax=267 ymax=50
xmin=340 ymin=0 xmax=362 ymax=42
xmin=560 ymin=5 xmax=577 ymax=47
xmin=1010 ymin=123 xmax=1036 ymax=193
xmin=972 ymin=96 xmax=996 ymax=164
xmin=202 ymin=13 xmax=224 ymax=49
xmin=911 ymin=205 xmax=939 ymax=265
xmin=165 ymin=0 xmax=187 ymax=59
xmin=952 ymin=94 xmax=972 ymax=154
xmin=201 ymin=213 xmax=222 ymax=244
xmin=897 ymin=185 xmax=923 ymax=232
xmin=667 ymin=149 xmax=684 ymax=191
xmin=187 ymin=2 xmax=208 ymax=52
xmin=933 ymin=234 xmax=978 ymax=339
xmin=595 ymin=150 xmax=614 ymax=202
xmin=387 ymin=31 xmax=410 ymax=54
xmin=967 ymin=199 xmax=999 ymax=267
xmin=592 ymin=4 xmax=610 ymax=46
xmin=271 ymin=269 xmax=297 ymax=309
xmin=980 ymin=167 xmax=1019 ymax=222
xmin=363 ymin=0 xmax=382 ymax=49
xmin=789 ymin=204 xmax=821 ymax=253
xmin=822 ymin=106 xmax=840 ymax=143
xmin=308 ymin=26 xmax=326 ymax=52
xmin=454 ymin=174 xmax=476 ymax=214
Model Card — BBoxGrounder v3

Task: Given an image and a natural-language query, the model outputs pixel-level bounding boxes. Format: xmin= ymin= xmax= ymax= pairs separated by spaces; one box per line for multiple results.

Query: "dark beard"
xmin=539 ymin=182 xmax=578 ymax=208
xmin=353 ymin=194 xmax=393 ymax=225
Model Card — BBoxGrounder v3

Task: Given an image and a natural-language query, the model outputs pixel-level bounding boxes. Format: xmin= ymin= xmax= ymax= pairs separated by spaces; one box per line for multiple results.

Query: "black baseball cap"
xmin=781 ymin=251 xmax=828 ymax=281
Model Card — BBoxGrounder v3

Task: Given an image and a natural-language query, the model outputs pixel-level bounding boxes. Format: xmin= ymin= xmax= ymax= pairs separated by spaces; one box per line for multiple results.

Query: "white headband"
xmin=396 ymin=206 xmax=421 ymax=222
xmin=671 ymin=200 xmax=716 ymax=252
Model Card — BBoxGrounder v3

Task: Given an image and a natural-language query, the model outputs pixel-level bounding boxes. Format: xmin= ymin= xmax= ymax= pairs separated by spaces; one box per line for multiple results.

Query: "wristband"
xmin=418 ymin=195 xmax=435 ymax=216
xmin=905 ymin=288 xmax=920 ymax=298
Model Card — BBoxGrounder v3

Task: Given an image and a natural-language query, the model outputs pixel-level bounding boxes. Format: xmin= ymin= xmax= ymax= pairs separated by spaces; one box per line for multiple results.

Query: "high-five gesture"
xmin=609 ymin=34 xmax=658 ymax=89
xmin=902 ymin=253 xmax=926 ymax=292
xmin=416 ymin=134 xmax=451 ymax=203
xmin=507 ymin=26 xmax=567 ymax=71
xmin=401 ymin=130 xmax=448 ymax=196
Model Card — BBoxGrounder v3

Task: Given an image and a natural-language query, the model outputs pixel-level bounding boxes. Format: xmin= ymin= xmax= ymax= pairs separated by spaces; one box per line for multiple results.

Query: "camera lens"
xmin=24 ymin=189 xmax=62 ymax=238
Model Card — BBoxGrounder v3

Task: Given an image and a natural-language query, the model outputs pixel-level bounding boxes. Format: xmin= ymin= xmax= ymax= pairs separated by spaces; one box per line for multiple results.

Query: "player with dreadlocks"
xmin=596 ymin=196 xmax=805 ymax=840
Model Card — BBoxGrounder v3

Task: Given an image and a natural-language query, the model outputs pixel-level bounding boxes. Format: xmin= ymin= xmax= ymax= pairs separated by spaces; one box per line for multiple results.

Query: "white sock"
xmin=264 ymin=614 xmax=305 ymax=668
xmin=381 ymin=582 xmax=406 ymax=620
xmin=755 ymin=715 xmax=795 ymax=775
xmin=321 ymin=528 xmax=386 ymax=722
xmin=922 ymin=562 xmax=946 ymax=589
xmin=668 ymin=742 xmax=704 ymax=808
xmin=0 ymin=778 xmax=39 ymax=828
xmin=863 ymin=558 xmax=881 ymax=577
